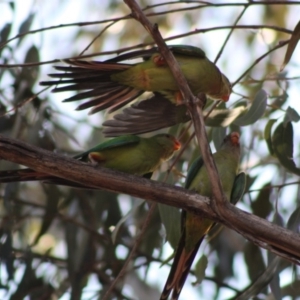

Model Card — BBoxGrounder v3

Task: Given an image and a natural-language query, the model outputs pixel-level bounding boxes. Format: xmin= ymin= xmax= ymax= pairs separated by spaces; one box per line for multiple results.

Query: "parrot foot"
xmin=152 ymin=54 xmax=167 ymax=67
xmin=88 ymin=152 xmax=105 ymax=165
xmin=174 ymin=91 xmax=184 ymax=105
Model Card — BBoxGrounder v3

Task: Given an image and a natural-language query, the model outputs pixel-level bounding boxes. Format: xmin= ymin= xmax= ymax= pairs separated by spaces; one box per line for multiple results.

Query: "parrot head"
xmin=221 ymin=131 xmax=240 ymax=151
xmin=229 ymin=131 xmax=240 ymax=145
xmin=210 ymin=73 xmax=232 ymax=102
xmin=154 ymin=134 xmax=181 ymax=161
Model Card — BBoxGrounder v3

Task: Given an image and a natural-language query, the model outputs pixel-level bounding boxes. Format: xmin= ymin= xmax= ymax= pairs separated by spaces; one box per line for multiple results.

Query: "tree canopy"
xmin=1 ymin=1 xmax=300 ymax=299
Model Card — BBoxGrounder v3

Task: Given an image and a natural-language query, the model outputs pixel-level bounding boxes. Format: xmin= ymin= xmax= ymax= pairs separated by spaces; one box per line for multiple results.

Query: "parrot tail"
xmin=0 ymin=169 xmax=50 ymax=183
xmin=40 ymin=60 xmax=143 ymax=114
xmin=0 ymin=169 xmax=94 ymax=189
xmin=160 ymin=235 xmax=204 ymax=300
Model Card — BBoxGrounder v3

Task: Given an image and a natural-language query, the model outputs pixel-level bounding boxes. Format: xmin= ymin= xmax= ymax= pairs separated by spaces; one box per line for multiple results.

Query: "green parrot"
xmin=0 ymin=134 xmax=181 ymax=186
xmin=40 ymin=45 xmax=231 ymax=114
xmin=160 ymin=132 xmax=241 ymax=300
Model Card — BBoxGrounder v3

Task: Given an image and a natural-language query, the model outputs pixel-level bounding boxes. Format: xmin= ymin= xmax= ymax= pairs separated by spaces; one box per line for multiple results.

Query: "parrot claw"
xmin=152 ymin=54 xmax=167 ymax=67
xmin=88 ymin=152 xmax=105 ymax=165
xmin=174 ymin=91 xmax=184 ymax=105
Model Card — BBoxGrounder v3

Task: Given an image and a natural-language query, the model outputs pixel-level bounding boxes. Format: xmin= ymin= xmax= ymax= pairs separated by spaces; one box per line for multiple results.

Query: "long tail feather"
xmin=0 ymin=169 xmax=60 ymax=183
xmin=160 ymin=234 xmax=204 ymax=300
xmin=0 ymin=169 xmax=96 ymax=189
xmin=39 ymin=60 xmax=142 ymax=114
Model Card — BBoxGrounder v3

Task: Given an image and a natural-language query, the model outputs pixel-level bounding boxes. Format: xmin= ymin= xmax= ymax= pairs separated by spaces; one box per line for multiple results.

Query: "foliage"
xmin=1 ymin=1 xmax=300 ymax=299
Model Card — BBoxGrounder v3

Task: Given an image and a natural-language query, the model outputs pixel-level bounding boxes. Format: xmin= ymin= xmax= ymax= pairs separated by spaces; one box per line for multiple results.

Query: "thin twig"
xmin=102 ymin=203 xmax=157 ymax=300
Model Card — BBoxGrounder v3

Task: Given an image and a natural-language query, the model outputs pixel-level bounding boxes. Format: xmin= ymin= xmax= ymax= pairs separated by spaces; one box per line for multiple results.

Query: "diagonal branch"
xmin=123 ymin=0 xmax=227 ymax=218
xmin=0 ymin=134 xmax=300 ymax=264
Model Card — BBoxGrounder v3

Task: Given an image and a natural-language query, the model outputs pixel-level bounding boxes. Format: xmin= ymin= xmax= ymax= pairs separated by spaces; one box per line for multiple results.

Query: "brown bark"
xmin=0 ymin=134 xmax=300 ymax=265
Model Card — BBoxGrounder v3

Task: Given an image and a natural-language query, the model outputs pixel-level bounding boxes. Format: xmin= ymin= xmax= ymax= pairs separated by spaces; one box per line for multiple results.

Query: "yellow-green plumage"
xmin=40 ymin=45 xmax=231 ymax=115
xmin=111 ymin=53 xmax=229 ymax=101
xmin=0 ymin=134 xmax=181 ymax=185
xmin=82 ymin=134 xmax=181 ymax=175
xmin=160 ymin=132 xmax=241 ymax=300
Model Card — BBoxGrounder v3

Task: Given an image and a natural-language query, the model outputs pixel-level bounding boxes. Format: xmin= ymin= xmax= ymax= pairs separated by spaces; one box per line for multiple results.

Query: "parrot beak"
xmin=221 ymin=94 xmax=230 ymax=102
xmin=173 ymin=138 xmax=181 ymax=151
xmin=230 ymin=132 xmax=240 ymax=145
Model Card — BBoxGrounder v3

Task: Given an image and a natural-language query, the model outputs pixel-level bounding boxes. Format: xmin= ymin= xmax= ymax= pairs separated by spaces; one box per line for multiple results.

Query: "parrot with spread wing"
xmin=160 ymin=132 xmax=241 ymax=300
xmin=102 ymin=94 xmax=246 ymax=137
xmin=40 ymin=45 xmax=231 ymax=114
xmin=0 ymin=134 xmax=180 ymax=186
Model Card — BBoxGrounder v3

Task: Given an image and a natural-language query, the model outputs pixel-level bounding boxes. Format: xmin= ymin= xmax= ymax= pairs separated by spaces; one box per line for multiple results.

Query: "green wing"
xmin=168 ymin=45 xmax=206 ymax=58
xmin=107 ymin=44 xmax=206 ymax=63
xmin=74 ymin=135 xmax=140 ymax=160
xmin=185 ymin=156 xmax=204 ymax=189
xmin=230 ymin=172 xmax=246 ymax=204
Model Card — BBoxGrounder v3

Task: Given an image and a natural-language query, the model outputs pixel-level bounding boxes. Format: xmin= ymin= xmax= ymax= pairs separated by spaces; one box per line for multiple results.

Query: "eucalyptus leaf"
xmin=284 ymin=106 xmax=300 ymax=124
xmin=281 ymin=20 xmax=300 ymax=71
xmin=31 ymin=185 xmax=60 ymax=246
xmin=287 ymin=206 xmax=300 ymax=233
xmin=193 ymin=254 xmax=208 ymax=285
xmin=237 ymin=254 xmax=280 ymax=300
xmin=158 ymin=204 xmax=181 ymax=250
xmin=111 ymin=201 xmax=144 ymax=244
xmin=268 ymin=214 xmax=283 ymax=300
xmin=264 ymin=119 xmax=277 ymax=156
xmin=212 ymin=127 xmax=227 ymax=150
xmin=0 ymin=23 xmax=12 ymax=53
xmin=205 ymin=106 xmax=246 ymax=127
xmin=251 ymin=182 xmax=272 ymax=219
xmin=272 ymin=121 xmax=300 ymax=176
xmin=17 ymin=13 xmax=35 ymax=46
xmin=234 ymin=89 xmax=267 ymax=126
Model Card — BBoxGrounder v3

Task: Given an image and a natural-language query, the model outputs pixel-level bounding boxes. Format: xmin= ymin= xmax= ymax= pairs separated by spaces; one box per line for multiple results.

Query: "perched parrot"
xmin=160 ymin=132 xmax=241 ymax=300
xmin=40 ymin=45 xmax=231 ymax=114
xmin=0 ymin=134 xmax=181 ymax=186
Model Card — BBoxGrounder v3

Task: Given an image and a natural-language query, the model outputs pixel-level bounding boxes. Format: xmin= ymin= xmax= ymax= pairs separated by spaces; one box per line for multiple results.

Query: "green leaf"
xmin=0 ymin=23 xmax=12 ymax=43
xmin=31 ymin=185 xmax=60 ymax=246
xmin=281 ymin=20 xmax=300 ymax=71
xmin=264 ymin=119 xmax=277 ymax=156
xmin=0 ymin=229 xmax=14 ymax=280
xmin=244 ymin=242 xmax=266 ymax=282
xmin=9 ymin=2 xmax=15 ymax=11
xmin=287 ymin=206 xmax=300 ymax=233
xmin=205 ymin=106 xmax=246 ymax=127
xmin=193 ymin=254 xmax=208 ymax=286
xmin=212 ymin=127 xmax=226 ymax=151
xmin=234 ymin=89 xmax=267 ymax=126
xmin=158 ymin=204 xmax=181 ymax=250
xmin=237 ymin=255 xmax=280 ymax=300
xmin=139 ymin=205 xmax=162 ymax=257
xmin=111 ymin=201 xmax=144 ymax=244
xmin=284 ymin=106 xmax=300 ymax=124
xmin=251 ymin=182 xmax=273 ymax=219
xmin=17 ymin=45 xmax=40 ymax=89
xmin=272 ymin=121 xmax=300 ymax=176
xmin=267 ymin=214 xmax=283 ymax=300
xmin=0 ymin=23 xmax=12 ymax=57
xmin=17 ymin=13 xmax=35 ymax=46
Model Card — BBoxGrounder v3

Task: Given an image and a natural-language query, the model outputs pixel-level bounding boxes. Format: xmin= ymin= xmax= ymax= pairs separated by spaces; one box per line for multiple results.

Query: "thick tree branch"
xmin=0 ymin=135 xmax=300 ymax=264
xmin=123 ymin=0 xmax=227 ymax=218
